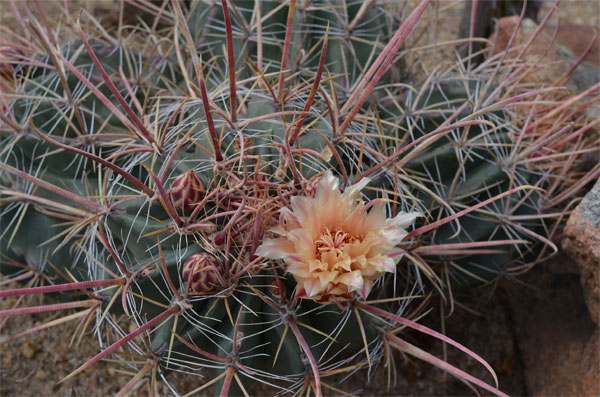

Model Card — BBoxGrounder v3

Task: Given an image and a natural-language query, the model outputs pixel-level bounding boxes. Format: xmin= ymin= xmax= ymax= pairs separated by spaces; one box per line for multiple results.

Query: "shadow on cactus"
xmin=1 ymin=0 xmax=598 ymax=395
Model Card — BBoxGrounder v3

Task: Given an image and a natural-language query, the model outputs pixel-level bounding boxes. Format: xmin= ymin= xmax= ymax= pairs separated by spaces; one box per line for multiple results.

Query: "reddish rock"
xmin=564 ymin=179 xmax=600 ymax=324
xmin=579 ymin=329 xmax=600 ymax=397
xmin=550 ymin=23 xmax=600 ymax=66
xmin=489 ymin=17 xmax=564 ymax=85
xmin=505 ymin=255 xmax=598 ymax=396
xmin=489 ymin=16 xmax=540 ymax=56
xmin=488 ymin=16 xmax=600 ymax=94
xmin=531 ymin=328 xmax=599 ymax=397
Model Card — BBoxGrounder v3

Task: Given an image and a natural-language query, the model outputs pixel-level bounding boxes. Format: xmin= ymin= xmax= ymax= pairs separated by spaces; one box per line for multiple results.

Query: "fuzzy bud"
xmin=170 ymin=170 xmax=205 ymax=211
xmin=182 ymin=253 xmax=223 ymax=293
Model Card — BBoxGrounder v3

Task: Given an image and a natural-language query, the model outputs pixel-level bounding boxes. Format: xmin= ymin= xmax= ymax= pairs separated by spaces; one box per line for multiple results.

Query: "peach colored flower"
xmin=256 ymin=172 xmax=421 ymax=303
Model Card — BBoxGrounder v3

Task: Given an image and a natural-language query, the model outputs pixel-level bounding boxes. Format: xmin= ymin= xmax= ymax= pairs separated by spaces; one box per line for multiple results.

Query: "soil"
xmin=1 ymin=1 xmax=599 ymax=396
xmin=0 ymin=279 xmax=128 ymax=396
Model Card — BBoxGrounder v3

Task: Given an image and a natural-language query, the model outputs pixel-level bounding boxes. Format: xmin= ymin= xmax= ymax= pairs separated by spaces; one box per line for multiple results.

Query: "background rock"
xmin=489 ymin=16 xmax=599 ymax=87
xmin=505 ymin=254 xmax=599 ymax=396
xmin=564 ymin=179 xmax=600 ymax=324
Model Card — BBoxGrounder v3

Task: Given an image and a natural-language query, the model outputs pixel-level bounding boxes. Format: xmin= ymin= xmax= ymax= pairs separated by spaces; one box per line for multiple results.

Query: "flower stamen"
xmin=315 ymin=228 xmax=359 ymax=259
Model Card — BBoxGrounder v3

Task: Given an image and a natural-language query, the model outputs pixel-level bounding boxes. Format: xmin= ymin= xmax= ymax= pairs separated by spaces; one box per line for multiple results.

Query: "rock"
xmin=506 ymin=255 xmax=598 ymax=396
xmin=488 ymin=17 xmax=600 ymax=109
xmin=564 ymin=179 xmax=600 ymax=324
xmin=34 ymin=368 xmax=49 ymax=381
xmin=489 ymin=17 xmax=565 ymax=84
xmin=550 ymin=24 xmax=600 ymax=121
xmin=20 ymin=342 xmax=39 ymax=360
xmin=532 ymin=328 xmax=600 ymax=396
xmin=457 ymin=1 xmax=543 ymax=65
xmin=579 ymin=329 xmax=600 ymax=397
xmin=551 ymin=23 xmax=600 ymax=66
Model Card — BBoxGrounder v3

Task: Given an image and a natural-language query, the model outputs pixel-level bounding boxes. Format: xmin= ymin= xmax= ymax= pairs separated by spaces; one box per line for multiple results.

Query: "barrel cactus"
xmin=1 ymin=0 xmax=597 ymax=395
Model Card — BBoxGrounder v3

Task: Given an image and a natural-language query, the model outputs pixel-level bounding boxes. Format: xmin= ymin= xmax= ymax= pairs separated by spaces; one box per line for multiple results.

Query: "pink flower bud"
xmin=170 ymin=170 xmax=205 ymax=211
xmin=182 ymin=253 xmax=223 ymax=293
xmin=214 ymin=231 xmax=226 ymax=246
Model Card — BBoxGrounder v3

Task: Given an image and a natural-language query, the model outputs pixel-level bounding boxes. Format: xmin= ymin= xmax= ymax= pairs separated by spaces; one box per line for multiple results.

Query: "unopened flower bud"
xmin=182 ymin=253 xmax=223 ymax=293
xmin=214 ymin=231 xmax=227 ymax=246
xmin=170 ymin=170 xmax=205 ymax=211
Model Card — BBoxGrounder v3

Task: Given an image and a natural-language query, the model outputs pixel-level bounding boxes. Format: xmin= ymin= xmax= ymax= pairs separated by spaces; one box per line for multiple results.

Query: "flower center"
xmin=314 ymin=228 xmax=359 ymax=260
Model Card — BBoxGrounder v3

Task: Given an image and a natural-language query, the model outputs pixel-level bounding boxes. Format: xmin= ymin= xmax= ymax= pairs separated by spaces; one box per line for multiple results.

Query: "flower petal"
xmin=359 ymin=279 xmax=374 ymax=299
xmin=290 ymin=196 xmax=312 ymax=223
xmin=316 ymin=271 xmax=337 ymax=288
xmin=364 ymin=202 xmax=387 ymax=233
xmin=317 ymin=171 xmax=339 ymax=194
xmin=279 ymin=207 xmax=301 ymax=229
xmin=388 ymin=211 xmax=422 ymax=230
xmin=367 ymin=254 xmax=396 ymax=274
xmin=336 ymin=270 xmax=364 ymax=293
xmin=288 ymin=262 xmax=310 ymax=278
xmin=341 ymin=201 xmax=369 ymax=235
xmin=255 ymin=238 xmax=295 ymax=259
xmin=341 ymin=176 xmax=370 ymax=203
xmin=303 ymin=277 xmax=323 ymax=298
xmin=287 ymin=228 xmax=316 ymax=260
xmin=331 ymin=256 xmax=352 ymax=272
